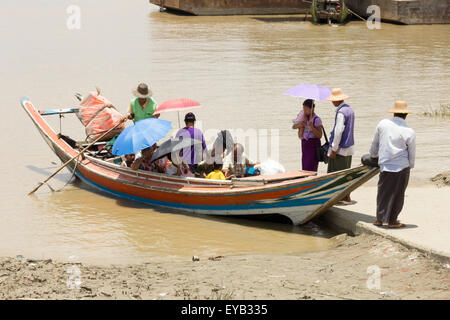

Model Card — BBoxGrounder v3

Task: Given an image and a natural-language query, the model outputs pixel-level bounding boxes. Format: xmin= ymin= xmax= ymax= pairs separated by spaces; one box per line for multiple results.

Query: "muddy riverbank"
xmin=1 ymin=0 xmax=450 ymax=264
xmin=1 ymin=234 xmax=448 ymax=300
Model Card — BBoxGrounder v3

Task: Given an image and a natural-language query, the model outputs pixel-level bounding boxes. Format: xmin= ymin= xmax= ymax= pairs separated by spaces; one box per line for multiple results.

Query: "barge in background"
xmin=149 ymin=0 xmax=310 ymax=15
xmin=340 ymin=0 xmax=450 ymax=24
xmin=149 ymin=0 xmax=450 ymax=24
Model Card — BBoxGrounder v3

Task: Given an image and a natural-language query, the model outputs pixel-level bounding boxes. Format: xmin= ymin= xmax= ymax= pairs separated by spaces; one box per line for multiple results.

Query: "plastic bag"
xmin=79 ymin=93 xmax=114 ymax=126
xmin=78 ymin=92 xmax=125 ymax=142
xmin=254 ymin=159 xmax=286 ymax=175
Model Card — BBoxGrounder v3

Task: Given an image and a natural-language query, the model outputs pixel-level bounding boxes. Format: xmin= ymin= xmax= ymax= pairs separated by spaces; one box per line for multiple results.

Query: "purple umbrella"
xmin=283 ymin=84 xmax=332 ymax=102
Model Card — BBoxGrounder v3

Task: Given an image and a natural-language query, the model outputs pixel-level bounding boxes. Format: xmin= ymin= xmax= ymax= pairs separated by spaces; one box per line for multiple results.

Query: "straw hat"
xmin=387 ymin=101 xmax=413 ymax=114
xmin=133 ymin=83 xmax=152 ymax=98
xmin=326 ymin=88 xmax=350 ymax=101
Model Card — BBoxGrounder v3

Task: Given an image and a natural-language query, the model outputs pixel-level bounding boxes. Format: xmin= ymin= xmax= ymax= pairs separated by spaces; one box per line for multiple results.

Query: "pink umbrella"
xmin=155 ymin=99 xmax=202 ymax=127
xmin=156 ymin=99 xmax=201 ymax=113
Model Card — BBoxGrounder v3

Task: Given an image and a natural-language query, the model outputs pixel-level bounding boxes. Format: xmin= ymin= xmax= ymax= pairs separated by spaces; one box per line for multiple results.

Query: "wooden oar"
xmin=28 ymin=118 xmax=126 ymax=195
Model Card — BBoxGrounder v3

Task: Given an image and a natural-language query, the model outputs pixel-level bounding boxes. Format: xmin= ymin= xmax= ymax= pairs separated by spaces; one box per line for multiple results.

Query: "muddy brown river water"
xmin=0 ymin=0 xmax=449 ymax=264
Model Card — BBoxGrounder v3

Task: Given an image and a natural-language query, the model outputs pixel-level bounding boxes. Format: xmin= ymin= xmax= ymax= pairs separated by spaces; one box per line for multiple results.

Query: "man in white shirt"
xmin=369 ymin=101 xmax=416 ymax=228
xmin=326 ymin=88 xmax=355 ymax=205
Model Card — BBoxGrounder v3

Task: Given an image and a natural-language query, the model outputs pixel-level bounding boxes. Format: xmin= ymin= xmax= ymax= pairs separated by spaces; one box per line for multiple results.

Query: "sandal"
xmin=388 ymin=222 xmax=405 ymax=228
xmin=335 ymin=200 xmax=356 ymax=206
xmin=373 ymin=221 xmax=383 ymax=227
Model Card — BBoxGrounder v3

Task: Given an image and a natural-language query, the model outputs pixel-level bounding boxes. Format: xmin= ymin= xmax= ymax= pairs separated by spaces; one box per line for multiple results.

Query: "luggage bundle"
xmin=77 ymin=92 xmax=125 ymax=142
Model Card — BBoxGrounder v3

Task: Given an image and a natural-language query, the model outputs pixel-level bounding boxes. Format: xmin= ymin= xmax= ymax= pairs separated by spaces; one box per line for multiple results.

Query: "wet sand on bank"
xmin=1 ymin=183 xmax=448 ymax=300
xmin=1 ymin=0 xmax=450 ymax=266
xmin=1 ymin=233 xmax=448 ymax=300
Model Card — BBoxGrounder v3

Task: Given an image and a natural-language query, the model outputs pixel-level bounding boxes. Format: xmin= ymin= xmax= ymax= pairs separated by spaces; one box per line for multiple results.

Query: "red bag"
xmin=78 ymin=92 xmax=125 ymax=142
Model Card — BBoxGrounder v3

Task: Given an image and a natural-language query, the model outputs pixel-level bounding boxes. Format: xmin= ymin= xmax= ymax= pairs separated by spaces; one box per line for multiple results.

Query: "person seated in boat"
xmin=223 ymin=143 xmax=259 ymax=179
xmin=175 ymin=112 xmax=207 ymax=174
xmin=160 ymin=153 xmax=185 ymax=176
xmin=160 ymin=154 xmax=180 ymax=176
xmin=209 ymin=130 xmax=234 ymax=162
xmin=179 ymin=162 xmax=195 ymax=177
xmin=168 ymin=152 xmax=195 ymax=177
xmin=205 ymin=162 xmax=226 ymax=180
xmin=150 ymin=152 xmax=193 ymax=177
xmin=127 ymin=83 xmax=160 ymax=123
xmin=244 ymin=166 xmax=261 ymax=177
xmin=121 ymin=154 xmax=135 ymax=168
xmin=130 ymin=144 xmax=159 ymax=171
xmin=197 ymin=130 xmax=234 ymax=176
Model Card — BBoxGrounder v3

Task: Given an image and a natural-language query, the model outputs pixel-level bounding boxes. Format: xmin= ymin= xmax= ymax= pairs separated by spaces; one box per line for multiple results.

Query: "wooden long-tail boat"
xmin=22 ymin=97 xmax=379 ymax=225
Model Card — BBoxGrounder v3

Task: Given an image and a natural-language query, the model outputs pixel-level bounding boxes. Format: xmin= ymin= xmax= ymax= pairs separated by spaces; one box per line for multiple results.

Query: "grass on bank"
xmin=422 ymin=103 xmax=450 ymax=118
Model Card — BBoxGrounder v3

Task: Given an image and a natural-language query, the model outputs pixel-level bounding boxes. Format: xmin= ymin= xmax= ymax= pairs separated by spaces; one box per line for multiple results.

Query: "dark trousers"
xmin=327 ymin=155 xmax=352 ymax=173
xmin=376 ymin=167 xmax=410 ymax=223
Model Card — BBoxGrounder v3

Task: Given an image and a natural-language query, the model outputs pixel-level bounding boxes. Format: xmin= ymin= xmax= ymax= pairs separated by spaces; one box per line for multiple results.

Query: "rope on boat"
xmin=346 ymin=7 xmax=366 ymax=21
xmin=28 ymin=118 xmax=127 ymax=195
xmin=47 ymin=154 xmax=80 ymax=193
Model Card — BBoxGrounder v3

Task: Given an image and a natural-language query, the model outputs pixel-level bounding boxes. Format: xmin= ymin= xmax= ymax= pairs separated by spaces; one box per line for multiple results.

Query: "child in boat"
xmin=180 ymin=162 xmax=194 ymax=177
xmin=121 ymin=154 xmax=135 ymax=168
xmin=223 ymin=143 xmax=259 ymax=179
xmin=205 ymin=162 xmax=226 ymax=180
xmin=166 ymin=153 xmax=194 ymax=177
xmin=131 ymin=144 xmax=158 ymax=171
xmin=162 ymin=154 xmax=179 ymax=176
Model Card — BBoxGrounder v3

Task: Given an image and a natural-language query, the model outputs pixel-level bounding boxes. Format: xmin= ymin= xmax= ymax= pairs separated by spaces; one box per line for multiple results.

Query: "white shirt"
xmin=165 ymin=163 xmax=179 ymax=176
xmin=222 ymin=152 xmax=255 ymax=168
xmin=369 ymin=117 xmax=416 ymax=172
xmin=328 ymin=102 xmax=354 ymax=157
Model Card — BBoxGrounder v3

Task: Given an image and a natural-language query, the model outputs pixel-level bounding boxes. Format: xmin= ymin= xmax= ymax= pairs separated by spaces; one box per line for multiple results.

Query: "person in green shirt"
xmin=127 ymin=83 xmax=160 ymax=122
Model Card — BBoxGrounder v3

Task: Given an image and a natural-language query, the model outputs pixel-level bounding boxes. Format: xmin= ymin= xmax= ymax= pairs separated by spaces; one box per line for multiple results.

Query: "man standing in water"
xmin=369 ymin=101 xmax=416 ymax=228
xmin=127 ymin=83 xmax=160 ymax=122
xmin=326 ymin=88 xmax=355 ymax=205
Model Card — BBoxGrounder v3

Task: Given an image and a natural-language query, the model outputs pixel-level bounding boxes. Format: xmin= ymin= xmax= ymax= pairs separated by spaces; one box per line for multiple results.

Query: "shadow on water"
xmin=71 ymin=178 xmax=337 ymax=239
xmin=252 ymin=16 xmax=309 ymax=23
xmin=252 ymin=15 xmax=366 ymax=25
xmin=159 ymin=8 xmax=196 ymax=16
xmin=26 ymin=165 xmax=73 ymax=184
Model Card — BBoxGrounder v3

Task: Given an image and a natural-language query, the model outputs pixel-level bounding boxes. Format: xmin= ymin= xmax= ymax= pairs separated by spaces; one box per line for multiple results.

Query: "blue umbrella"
xmin=283 ymin=84 xmax=332 ymax=102
xmin=112 ymin=118 xmax=172 ymax=156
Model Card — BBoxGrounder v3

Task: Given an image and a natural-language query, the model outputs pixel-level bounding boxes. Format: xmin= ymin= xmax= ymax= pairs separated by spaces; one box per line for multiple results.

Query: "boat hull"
xmin=346 ymin=0 xmax=450 ymax=25
xmin=150 ymin=0 xmax=310 ymax=15
xmin=22 ymin=98 xmax=379 ymax=225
